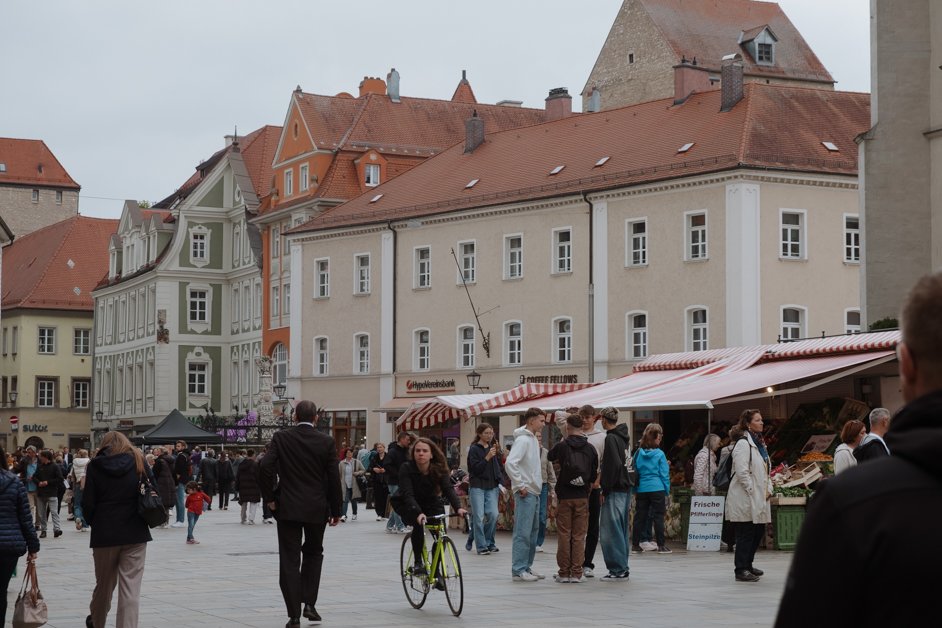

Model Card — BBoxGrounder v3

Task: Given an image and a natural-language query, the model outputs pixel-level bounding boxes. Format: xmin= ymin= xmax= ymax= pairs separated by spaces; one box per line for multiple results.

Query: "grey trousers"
xmin=90 ymin=543 xmax=147 ymax=628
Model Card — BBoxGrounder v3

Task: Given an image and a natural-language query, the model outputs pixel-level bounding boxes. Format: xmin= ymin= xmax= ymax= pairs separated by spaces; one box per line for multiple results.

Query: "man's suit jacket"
xmin=260 ymin=425 xmax=341 ymax=523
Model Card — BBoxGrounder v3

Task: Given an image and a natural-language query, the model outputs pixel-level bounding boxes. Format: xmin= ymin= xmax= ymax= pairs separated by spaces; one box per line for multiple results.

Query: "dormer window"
xmin=741 ymin=25 xmax=778 ymax=66
xmin=188 ymin=224 xmax=211 ymax=268
xmin=365 ymin=164 xmax=380 ymax=187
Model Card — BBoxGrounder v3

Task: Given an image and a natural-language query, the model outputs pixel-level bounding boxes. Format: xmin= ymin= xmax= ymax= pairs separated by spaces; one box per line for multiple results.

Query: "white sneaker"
xmin=376 ymin=516 xmax=383 ymax=521
xmin=641 ymin=541 xmax=658 ymax=552
xmin=340 ymin=516 xmax=347 ymax=522
xmin=170 ymin=521 xmax=185 ymax=528
xmin=513 ymin=571 xmax=539 ymax=582
xmin=572 ymin=574 xmax=587 ymax=583
xmin=535 ymin=545 xmax=544 ymax=553
xmin=583 ymin=567 xmax=594 ymax=578
xmin=352 ymin=514 xmax=357 ymax=521
xmin=553 ymin=574 xmax=571 ymax=583
xmin=528 ymin=569 xmax=546 ymax=579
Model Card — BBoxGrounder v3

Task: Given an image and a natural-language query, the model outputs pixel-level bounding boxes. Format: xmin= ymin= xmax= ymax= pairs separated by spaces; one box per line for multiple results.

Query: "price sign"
xmin=686 ymin=496 xmax=725 ymax=551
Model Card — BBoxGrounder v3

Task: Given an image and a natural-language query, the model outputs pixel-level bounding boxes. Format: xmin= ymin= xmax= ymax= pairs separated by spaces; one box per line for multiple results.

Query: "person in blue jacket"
xmin=0 ymin=446 xmax=40 ymax=624
xmin=631 ymin=423 xmax=672 ymax=554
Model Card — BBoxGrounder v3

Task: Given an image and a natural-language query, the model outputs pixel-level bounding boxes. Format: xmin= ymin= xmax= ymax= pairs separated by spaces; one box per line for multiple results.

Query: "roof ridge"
xmin=298 ymin=89 xmax=545 ymax=113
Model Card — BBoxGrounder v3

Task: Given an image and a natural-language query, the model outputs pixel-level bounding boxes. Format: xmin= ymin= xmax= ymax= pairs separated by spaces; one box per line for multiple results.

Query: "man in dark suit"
xmin=260 ymin=400 xmax=341 ymax=627
xmin=853 ymin=407 xmax=891 ymax=463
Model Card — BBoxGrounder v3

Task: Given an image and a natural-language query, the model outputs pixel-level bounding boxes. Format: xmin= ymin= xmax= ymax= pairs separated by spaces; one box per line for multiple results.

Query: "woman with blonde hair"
xmin=82 ymin=431 xmax=152 ymax=627
xmin=692 ymin=433 xmax=722 ymax=495
xmin=631 ymin=423 xmax=672 ymax=554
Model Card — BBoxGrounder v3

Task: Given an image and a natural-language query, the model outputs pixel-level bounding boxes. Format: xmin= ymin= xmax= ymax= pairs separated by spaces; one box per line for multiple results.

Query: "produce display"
xmin=798 ymin=452 xmax=833 ymax=462
xmin=767 ymin=397 xmax=869 ymax=465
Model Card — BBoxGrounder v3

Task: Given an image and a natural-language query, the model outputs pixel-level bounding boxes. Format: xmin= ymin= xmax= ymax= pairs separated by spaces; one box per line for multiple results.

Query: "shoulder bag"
xmin=624 ymin=449 xmax=640 ymax=487
xmin=12 ymin=560 xmax=47 ymax=628
xmin=138 ymin=473 xmax=168 ymax=528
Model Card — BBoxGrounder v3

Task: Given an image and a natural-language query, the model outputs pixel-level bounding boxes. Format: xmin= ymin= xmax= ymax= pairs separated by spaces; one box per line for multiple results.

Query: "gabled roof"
xmin=154 ymin=125 xmax=281 ymax=209
xmin=290 ymin=84 xmax=868 ymax=235
xmin=0 ymin=138 xmax=80 ymax=189
xmin=1 ymin=216 xmax=118 ymax=311
xmin=639 ymin=0 xmax=832 ymax=81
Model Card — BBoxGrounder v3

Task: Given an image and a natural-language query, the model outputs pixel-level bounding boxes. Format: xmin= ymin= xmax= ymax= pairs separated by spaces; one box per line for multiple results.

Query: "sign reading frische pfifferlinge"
xmin=687 ymin=496 xmax=725 ymax=551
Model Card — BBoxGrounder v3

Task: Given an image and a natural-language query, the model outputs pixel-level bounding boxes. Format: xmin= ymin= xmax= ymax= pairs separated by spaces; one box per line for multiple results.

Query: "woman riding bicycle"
xmin=396 ymin=437 xmax=467 ymax=576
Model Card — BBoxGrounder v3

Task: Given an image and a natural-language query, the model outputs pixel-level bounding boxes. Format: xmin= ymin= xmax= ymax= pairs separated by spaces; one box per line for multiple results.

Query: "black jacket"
xmin=259 ymin=424 xmax=341 ymax=523
xmin=547 ymin=434 xmax=598 ymax=500
xmin=467 ymin=442 xmax=503 ymax=490
xmin=174 ymin=450 xmax=190 ymax=485
xmin=199 ymin=457 xmax=218 ymax=490
xmin=775 ymin=389 xmax=942 ymax=628
xmin=396 ymin=461 xmax=461 ymax=523
xmin=383 ymin=442 xmax=409 ymax=485
xmin=853 ymin=436 xmax=889 ymax=463
xmin=217 ymin=458 xmax=234 ymax=483
xmin=600 ymin=423 xmax=631 ymax=495
xmin=0 ymin=471 xmax=39 ymax=556
xmin=236 ymin=457 xmax=261 ymax=503
xmin=153 ymin=454 xmax=176 ymax=508
xmin=34 ymin=461 xmax=63 ymax=498
xmin=82 ymin=451 xmax=152 ymax=548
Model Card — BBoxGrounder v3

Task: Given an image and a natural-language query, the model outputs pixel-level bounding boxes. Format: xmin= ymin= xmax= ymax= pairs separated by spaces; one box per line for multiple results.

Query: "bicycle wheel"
xmin=400 ymin=532 xmax=429 ymax=609
xmin=439 ymin=536 xmax=464 ymax=616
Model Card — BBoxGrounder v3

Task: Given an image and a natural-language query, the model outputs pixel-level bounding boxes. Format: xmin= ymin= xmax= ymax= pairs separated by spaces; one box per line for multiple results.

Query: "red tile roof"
xmin=1 ymin=216 xmax=118 ymax=311
xmin=291 ymin=84 xmax=868 ymax=234
xmin=639 ymin=0 xmax=833 ymax=83
xmin=0 ymin=138 xmax=80 ymax=189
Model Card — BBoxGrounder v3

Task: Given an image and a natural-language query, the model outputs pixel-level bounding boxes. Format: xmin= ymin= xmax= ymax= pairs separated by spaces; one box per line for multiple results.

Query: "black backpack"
xmin=561 ymin=443 xmax=595 ymax=488
xmin=712 ymin=449 xmax=735 ymax=491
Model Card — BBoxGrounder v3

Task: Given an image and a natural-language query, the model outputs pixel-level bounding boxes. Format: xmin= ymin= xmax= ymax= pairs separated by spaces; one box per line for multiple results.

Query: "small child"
xmin=184 ymin=481 xmax=211 ymax=545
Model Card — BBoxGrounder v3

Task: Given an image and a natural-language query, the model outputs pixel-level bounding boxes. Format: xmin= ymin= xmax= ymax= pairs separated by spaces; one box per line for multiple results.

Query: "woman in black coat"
xmin=235 ymin=450 xmax=261 ymax=524
xmin=83 ymin=431 xmax=152 ymax=628
xmin=152 ymin=448 xmax=177 ymax=514
xmin=216 ymin=451 xmax=234 ymax=510
xmin=370 ymin=443 xmax=389 ymax=521
xmin=0 ymin=447 xmax=40 ymax=625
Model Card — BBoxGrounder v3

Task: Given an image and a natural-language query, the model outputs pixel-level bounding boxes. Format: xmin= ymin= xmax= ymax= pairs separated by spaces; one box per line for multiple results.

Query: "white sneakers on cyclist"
xmin=513 ymin=571 xmax=539 ymax=582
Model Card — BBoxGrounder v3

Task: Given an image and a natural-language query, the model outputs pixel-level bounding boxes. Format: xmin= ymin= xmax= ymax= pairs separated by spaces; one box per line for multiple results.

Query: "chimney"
xmin=720 ymin=53 xmax=744 ymax=112
xmin=359 ymin=76 xmax=386 ymax=97
xmin=673 ymin=58 xmax=712 ymax=104
xmin=386 ymin=68 xmax=401 ymax=103
xmin=545 ymin=87 xmax=573 ymax=121
xmin=587 ymin=86 xmax=601 ymax=112
xmin=464 ymin=110 xmax=485 ymax=153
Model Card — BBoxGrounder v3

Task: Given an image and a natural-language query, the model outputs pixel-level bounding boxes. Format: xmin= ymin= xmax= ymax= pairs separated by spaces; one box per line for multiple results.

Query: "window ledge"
xmin=353 ymin=292 xmax=371 ymax=297
xmin=778 ymin=256 xmax=808 ymax=262
xmin=551 ymin=270 xmax=574 ymax=277
xmin=503 ymin=276 xmax=524 ymax=282
xmin=312 ymin=296 xmax=329 ymax=301
xmin=684 ymin=257 xmax=709 ymax=264
xmin=456 ymin=282 xmax=477 ymax=288
xmin=413 ymin=286 xmax=431 ymax=292
xmin=625 ymin=263 xmax=649 ymax=269
xmin=843 ymin=260 xmax=860 ymax=266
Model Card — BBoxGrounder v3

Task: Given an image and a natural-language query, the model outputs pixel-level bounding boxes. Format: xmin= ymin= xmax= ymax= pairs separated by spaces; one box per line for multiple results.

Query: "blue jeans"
xmin=386 ymin=484 xmax=404 ymax=530
xmin=600 ymin=491 xmax=630 ymax=576
xmin=511 ymin=491 xmax=540 ymax=576
xmin=342 ymin=487 xmax=357 ymax=517
xmin=176 ymin=484 xmax=186 ymax=523
xmin=187 ymin=511 xmax=200 ymax=540
xmin=72 ymin=484 xmax=87 ymax=527
xmin=469 ymin=486 xmax=499 ymax=552
xmin=536 ymin=483 xmax=549 ymax=547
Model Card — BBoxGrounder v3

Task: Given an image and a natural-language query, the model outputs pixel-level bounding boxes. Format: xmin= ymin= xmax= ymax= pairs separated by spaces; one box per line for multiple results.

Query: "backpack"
xmin=712 ymin=449 xmax=734 ymax=491
xmin=561 ymin=443 xmax=595 ymax=488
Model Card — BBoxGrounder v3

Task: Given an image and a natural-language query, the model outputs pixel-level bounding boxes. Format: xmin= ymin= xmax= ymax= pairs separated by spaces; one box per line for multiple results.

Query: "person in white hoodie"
xmin=504 ymin=407 xmax=546 ymax=582
xmin=69 ymin=449 xmax=91 ymax=531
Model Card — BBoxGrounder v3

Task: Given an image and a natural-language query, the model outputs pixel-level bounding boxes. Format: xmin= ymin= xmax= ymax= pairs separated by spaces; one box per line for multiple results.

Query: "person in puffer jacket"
xmin=631 ymin=423 xmax=671 ymax=554
xmin=0 ymin=446 xmax=40 ymax=625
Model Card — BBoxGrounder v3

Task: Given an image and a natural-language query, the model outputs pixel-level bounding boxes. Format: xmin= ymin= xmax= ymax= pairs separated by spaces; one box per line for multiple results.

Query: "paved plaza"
xmin=14 ymin=506 xmax=793 ymax=627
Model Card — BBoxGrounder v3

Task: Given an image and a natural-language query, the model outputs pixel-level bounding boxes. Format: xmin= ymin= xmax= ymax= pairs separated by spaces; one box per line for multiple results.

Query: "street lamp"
xmin=467 ymin=369 xmax=489 ymax=392
xmin=95 ymin=409 xmax=104 ymax=422
xmin=273 ymin=383 xmax=286 ymax=399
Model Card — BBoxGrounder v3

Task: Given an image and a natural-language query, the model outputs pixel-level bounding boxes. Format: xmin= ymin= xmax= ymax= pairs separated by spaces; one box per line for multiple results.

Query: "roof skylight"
xmin=595 ymin=157 xmax=611 ymax=167
xmin=821 ymin=141 xmax=839 ymax=152
xmin=465 ymin=179 xmax=480 ymax=189
xmin=677 ymin=143 xmax=695 ymax=153
xmin=549 ymin=165 xmax=565 ymax=175
xmin=369 ymin=194 xmax=383 ymax=203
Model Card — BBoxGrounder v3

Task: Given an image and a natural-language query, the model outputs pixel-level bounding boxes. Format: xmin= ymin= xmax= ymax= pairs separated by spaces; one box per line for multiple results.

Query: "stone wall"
xmin=0 ymin=186 xmax=79 ymax=236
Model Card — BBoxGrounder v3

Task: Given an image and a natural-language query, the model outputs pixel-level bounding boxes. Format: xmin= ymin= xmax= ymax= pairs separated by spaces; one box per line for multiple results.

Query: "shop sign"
xmin=118 ymin=420 xmax=135 ymax=428
xmin=405 ymin=379 xmax=455 ymax=394
xmin=686 ymin=496 xmax=725 ymax=552
xmin=22 ymin=424 xmax=49 ymax=433
xmin=518 ymin=374 xmax=579 ymax=385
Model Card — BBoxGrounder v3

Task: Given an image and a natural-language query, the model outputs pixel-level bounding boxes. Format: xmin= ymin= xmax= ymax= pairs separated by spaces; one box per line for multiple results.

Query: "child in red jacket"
xmin=185 ymin=481 xmax=211 ymax=544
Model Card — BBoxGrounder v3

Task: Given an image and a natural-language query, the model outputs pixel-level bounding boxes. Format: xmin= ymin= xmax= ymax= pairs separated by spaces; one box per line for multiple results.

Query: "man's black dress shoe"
xmin=749 ymin=566 xmax=764 ymax=577
xmin=286 ymin=620 xmax=300 ymax=628
xmin=303 ymin=604 xmax=322 ymax=621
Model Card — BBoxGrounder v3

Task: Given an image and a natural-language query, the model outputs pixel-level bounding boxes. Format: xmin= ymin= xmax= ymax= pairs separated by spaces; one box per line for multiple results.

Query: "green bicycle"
xmin=400 ymin=513 xmax=464 ymax=616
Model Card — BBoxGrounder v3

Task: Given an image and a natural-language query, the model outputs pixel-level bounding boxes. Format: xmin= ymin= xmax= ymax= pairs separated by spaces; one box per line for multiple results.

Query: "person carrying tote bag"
xmin=12 ymin=559 xmax=46 ymax=627
xmin=0 ymin=445 xmax=41 ymax=626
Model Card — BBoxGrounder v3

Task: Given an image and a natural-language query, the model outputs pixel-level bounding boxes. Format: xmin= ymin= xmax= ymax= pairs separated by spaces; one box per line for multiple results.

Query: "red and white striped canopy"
xmin=395 ymin=382 xmax=595 ymax=431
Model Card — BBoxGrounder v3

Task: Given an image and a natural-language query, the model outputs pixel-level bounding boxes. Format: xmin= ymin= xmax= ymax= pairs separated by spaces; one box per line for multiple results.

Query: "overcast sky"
xmin=3 ymin=0 xmax=870 ymax=219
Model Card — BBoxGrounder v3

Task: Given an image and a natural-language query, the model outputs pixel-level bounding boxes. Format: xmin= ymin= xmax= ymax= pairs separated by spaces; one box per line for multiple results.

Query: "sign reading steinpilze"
xmin=406 ymin=379 xmax=456 ymax=393
xmin=686 ymin=496 xmax=725 ymax=552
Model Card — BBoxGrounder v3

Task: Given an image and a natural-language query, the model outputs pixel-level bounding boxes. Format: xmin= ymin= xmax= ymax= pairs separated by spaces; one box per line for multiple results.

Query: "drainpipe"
xmin=583 ymin=192 xmax=595 ymax=383
xmin=387 ymin=221 xmax=397 ymax=373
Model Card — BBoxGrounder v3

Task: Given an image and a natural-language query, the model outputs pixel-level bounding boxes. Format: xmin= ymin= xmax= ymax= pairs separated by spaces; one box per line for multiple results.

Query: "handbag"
xmin=138 ymin=474 xmax=168 ymax=528
xmin=12 ymin=560 xmax=47 ymax=628
xmin=624 ymin=449 xmax=640 ymax=487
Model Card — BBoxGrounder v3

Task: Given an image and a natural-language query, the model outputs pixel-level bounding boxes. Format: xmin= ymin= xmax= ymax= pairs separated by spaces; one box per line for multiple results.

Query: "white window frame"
xmin=626 ymin=311 xmax=648 ymax=359
xmin=314 ymin=258 xmax=330 ymax=299
xmin=72 ymin=379 xmax=90 ymax=409
xmin=187 ymin=284 xmax=212 ymax=333
xmin=685 ymin=210 xmax=708 ymax=261
xmin=38 ymin=327 xmax=56 ymax=354
xmin=271 ymin=285 xmax=280 ymax=317
xmin=187 ymin=362 xmax=208 ymax=396
xmin=365 ymin=163 xmax=381 ymax=187
xmin=780 ymin=306 xmax=807 ymax=341
xmin=73 ymin=328 xmax=90 ymax=355
xmin=414 ymin=246 xmax=431 ymax=289
xmin=314 ymin=336 xmax=329 ymax=376
xmin=626 ymin=218 xmax=648 ymax=267
xmin=457 ymin=325 xmax=475 ymax=369
xmin=552 ymin=317 xmax=572 ymax=364
xmin=504 ymin=234 xmax=523 ymax=280
xmin=188 ymin=224 xmax=210 ymax=268
xmin=414 ymin=329 xmax=431 ymax=371
xmin=271 ymin=226 xmax=281 ymax=260
xmin=354 ymin=333 xmax=370 ymax=375
xmin=283 ymin=283 xmax=290 ymax=316
xmin=284 ymin=168 xmax=294 ymax=197
xmin=37 ymin=379 xmax=56 ymax=408
xmin=31 ymin=189 xmax=39 ymax=203
xmin=458 ymin=240 xmax=476 ymax=284
xmin=354 ymin=253 xmax=371 ymax=294
xmin=505 ymin=321 xmax=523 ymax=366
xmin=686 ymin=306 xmax=709 ymax=352
xmin=843 ymin=213 xmax=860 ymax=263
xmin=272 ymin=343 xmax=288 ymax=386
xmin=299 ymin=163 xmax=310 ymax=192
xmin=844 ymin=308 xmax=862 ymax=334
xmin=780 ymin=209 xmax=807 ymax=260
xmin=552 ymin=227 xmax=572 ymax=274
